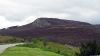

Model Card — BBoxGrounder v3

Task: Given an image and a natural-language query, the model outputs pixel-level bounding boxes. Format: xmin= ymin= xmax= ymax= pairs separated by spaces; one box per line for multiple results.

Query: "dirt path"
xmin=0 ymin=43 xmax=23 ymax=54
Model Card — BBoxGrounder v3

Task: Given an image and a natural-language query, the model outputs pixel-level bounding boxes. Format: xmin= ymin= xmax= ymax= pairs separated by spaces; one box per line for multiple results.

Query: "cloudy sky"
xmin=0 ymin=0 xmax=100 ymax=29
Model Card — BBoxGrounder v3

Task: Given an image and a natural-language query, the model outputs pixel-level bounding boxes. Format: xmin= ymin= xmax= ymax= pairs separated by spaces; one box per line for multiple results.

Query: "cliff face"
xmin=0 ymin=18 xmax=100 ymax=46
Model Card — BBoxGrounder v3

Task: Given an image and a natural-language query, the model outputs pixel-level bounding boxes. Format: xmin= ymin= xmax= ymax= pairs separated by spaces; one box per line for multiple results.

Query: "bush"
xmin=76 ymin=40 xmax=100 ymax=56
xmin=32 ymin=38 xmax=47 ymax=48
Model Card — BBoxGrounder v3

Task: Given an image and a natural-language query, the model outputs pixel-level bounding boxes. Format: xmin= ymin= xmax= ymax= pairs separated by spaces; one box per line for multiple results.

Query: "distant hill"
xmin=0 ymin=18 xmax=100 ymax=46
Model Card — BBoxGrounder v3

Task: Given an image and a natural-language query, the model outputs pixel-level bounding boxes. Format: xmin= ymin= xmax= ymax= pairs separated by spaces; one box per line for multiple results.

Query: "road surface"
xmin=0 ymin=43 xmax=23 ymax=54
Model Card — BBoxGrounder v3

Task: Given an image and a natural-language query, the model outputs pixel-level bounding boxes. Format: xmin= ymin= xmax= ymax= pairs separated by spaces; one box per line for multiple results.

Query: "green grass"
xmin=17 ymin=38 xmax=79 ymax=56
xmin=0 ymin=38 xmax=79 ymax=56
xmin=0 ymin=47 xmax=63 ymax=56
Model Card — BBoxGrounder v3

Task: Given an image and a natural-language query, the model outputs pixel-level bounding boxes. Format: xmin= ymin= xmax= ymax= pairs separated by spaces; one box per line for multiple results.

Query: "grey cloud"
xmin=0 ymin=0 xmax=100 ymax=24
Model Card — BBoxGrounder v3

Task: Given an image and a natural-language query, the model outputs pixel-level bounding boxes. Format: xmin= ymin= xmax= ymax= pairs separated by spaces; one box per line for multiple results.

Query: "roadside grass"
xmin=16 ymin=38 xmax=79 ymax=56
xmin=0 ymin=47 xmax=63 ymax=56
xmin=0 ymin=38 xmax=79 ymax=56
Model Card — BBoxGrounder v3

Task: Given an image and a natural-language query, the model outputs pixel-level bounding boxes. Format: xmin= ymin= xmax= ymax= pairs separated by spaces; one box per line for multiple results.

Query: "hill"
xmin=0 ymin=18 xmax=100 ymax=46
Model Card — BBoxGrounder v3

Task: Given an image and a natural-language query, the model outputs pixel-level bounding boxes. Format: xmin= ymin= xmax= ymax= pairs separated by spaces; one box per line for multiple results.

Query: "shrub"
xmin=32 ymin=38 xmax=46 ymax=48
xmin=76 ymin=40 xmax=100 ymax=56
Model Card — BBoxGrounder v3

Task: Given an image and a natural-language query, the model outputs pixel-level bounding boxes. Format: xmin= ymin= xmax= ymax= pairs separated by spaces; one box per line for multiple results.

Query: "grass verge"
xmin=0 ymin=47 xmax=63 ymax=56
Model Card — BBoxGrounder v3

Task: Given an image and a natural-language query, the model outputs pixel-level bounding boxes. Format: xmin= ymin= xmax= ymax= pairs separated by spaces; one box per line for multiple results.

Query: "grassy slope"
xmin=0 ymin=47 xmax=63 ymax=56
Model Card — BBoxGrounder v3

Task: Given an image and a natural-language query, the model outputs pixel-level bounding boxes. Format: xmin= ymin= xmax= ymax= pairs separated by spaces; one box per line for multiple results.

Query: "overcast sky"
xmin=0 ymin=0 xmax=100 ymax=29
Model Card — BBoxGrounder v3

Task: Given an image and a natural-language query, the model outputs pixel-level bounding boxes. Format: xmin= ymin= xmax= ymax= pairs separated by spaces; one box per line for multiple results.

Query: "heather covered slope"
xmin=0 ymin=18 xmax=93 ymax=36
xmin=0 ymin=18 xmax=100 ymax=46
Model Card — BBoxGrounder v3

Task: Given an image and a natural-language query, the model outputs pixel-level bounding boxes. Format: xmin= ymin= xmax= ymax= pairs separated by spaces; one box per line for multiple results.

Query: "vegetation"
xmin=1 ymin=37 xmax=100 ymax=56
xmin=17 ymin=38 xmax=78 ymax=56
xmin=0 ymin=47 xmax=63 ymax=56
xmin=76 ymin=41 xmax=100 ymax=56
xmin=0 ymin=36 xmax=24 ymax=44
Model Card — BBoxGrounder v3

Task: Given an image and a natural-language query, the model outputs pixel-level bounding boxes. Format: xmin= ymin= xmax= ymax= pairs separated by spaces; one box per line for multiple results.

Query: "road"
xmin=0 ymin=43 xmax=23 ymax=54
